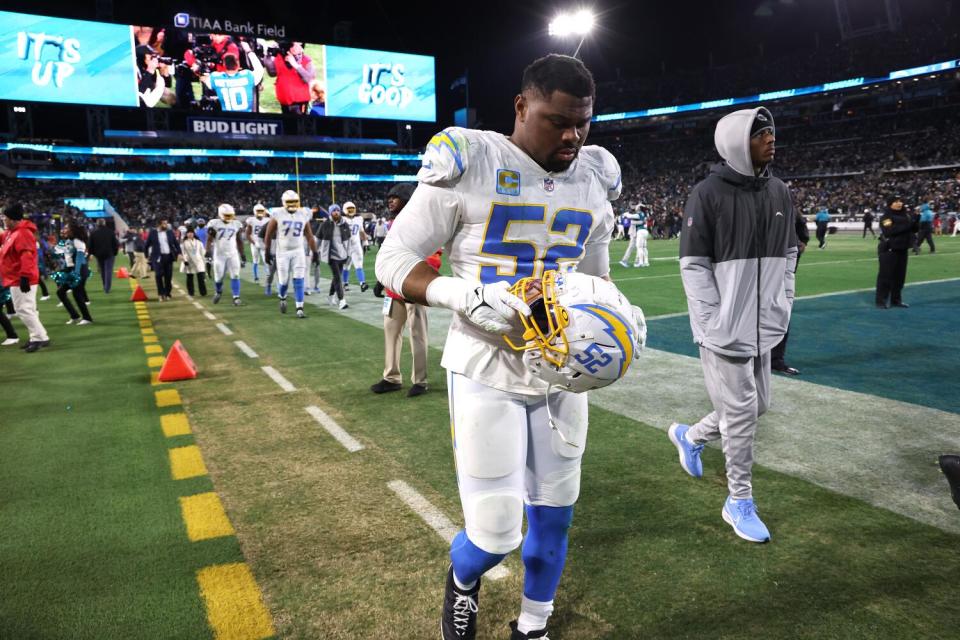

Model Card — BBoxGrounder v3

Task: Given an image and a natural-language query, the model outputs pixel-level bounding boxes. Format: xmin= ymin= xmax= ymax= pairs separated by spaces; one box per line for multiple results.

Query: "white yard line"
xmin=192 ymin=301 xmax=205 ymax=310
xmin=387 ymin=480 xmax=509 ymax=580
xmin=233 ymin=340 xmax=259 ymax=359
xmin=203 ymin=311 xmax=217 ymax=321
xmin=215 ymin=322 xmax=233 ymax=336
xmin=261 ymin=366 xmax=296 ymax=392
xmin=305 ymin=406 xmax=364 ymax=452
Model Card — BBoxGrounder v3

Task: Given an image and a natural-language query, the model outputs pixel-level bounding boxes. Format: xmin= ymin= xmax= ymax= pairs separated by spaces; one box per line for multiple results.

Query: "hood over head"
xmin=714 ymin=106 xmax=774 ymax=177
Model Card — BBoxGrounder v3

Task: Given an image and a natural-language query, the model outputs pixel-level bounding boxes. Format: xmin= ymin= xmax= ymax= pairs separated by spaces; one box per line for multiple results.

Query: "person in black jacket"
xmin=771 ymin=208 xmax=810 ymax=375
xmin=145 ymin=219 xmax=181 ymax=301
xmin=316 ymin=205 xmax=352 ymax=309
xmin=87 ymin=219 xmax=119 ymax=294
xmin=875 ymin=195 xmax=917 ymax=309
xmin=862 ymin=209 xmax=875 ymax=238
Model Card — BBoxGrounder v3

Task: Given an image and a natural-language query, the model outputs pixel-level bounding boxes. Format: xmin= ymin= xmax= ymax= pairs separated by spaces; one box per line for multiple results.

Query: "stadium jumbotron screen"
xmin=0 ymin=9 xmax=437 ymax=122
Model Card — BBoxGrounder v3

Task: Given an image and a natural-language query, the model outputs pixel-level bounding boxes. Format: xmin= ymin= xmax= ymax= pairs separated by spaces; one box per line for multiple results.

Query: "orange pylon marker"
xmin=116 ymin=267 xmax=130 ymax=278
xmin=158 ymin=340 xmax=198 ymax=382
xmin=130 ymin=285 xmax=149 ymax=302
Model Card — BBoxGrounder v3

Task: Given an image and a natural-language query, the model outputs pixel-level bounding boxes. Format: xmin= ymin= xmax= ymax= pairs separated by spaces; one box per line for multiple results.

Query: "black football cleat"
xmin=441 ymin=565 xmax=479 ymax=640
xmin=279 ymin=298 xmax=287 ymax=314
xmin=212 ymin=292 xmax=222 ymax=304
xmin=360 ymin=282 xmax=369 ymax=292
xmin=509 ymin=620 xmax=550 ymax=639
xmin=939 ymin=455 xmax=960 ymax=510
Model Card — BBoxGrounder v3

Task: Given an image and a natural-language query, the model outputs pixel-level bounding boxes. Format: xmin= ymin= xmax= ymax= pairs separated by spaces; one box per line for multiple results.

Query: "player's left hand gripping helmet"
xmin=217 ymin=203 xmax=236 ymax=222
xmin=504 ymin=268 xmax=646 ymax=393
xmin=281 ymin=190 xmax=300 ymax=212
xmin=343 ymin=201 xmax=357 ymax=217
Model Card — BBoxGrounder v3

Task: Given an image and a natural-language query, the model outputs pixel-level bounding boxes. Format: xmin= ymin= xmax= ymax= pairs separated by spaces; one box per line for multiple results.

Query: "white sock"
xmin=516 ymin=596 xmax=553 ymax=634
xmin=452 ymin=571 xmax=476 ymax=592
xmin=684 ymin=430 xmax=697 ymax=446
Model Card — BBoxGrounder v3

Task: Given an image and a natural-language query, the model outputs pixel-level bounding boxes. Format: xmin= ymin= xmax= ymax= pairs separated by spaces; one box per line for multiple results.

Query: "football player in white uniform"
xmin=377 ymin=55 xmax=643 ymax=640
xmin=206 ymin=204 xmax=246 ymax=305
xmin=264 ymin=190 xmax=317 ymax=318
xmin=245 ymin=203 xmax=270 ymax=283
xmin=340 ymin=201 xmax=369 ymax=292
xmin=619 ymin=204 xmax=650 ymax=268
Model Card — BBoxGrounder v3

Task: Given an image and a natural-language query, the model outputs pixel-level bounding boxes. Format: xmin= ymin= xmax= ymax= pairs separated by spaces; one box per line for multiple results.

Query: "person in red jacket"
xmin=264 ymin=41 xmax=314 ymax=114
xmin=370 ymin=183 xmax=439 ymax=397
xmin=0 ymin=203 xmax=49 ymax=352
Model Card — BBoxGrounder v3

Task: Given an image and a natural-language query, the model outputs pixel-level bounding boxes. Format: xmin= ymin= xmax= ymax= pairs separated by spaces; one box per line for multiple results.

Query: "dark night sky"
xmin=5 ymin=0 xmax=957 ymax=131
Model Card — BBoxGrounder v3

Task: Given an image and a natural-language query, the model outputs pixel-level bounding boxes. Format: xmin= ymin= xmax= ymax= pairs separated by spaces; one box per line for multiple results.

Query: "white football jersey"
xmin=207 ymin=218 xmax=243 ymax=255
xmin=345 ymin=215 xmax=364 ymax=247
xmin=245 ymin=215 xmax=270 ymax=244
xmin=270 ymin=207 xmax=312 ymax=252
xmin=385 ymin=127 xmax=620 ymax=394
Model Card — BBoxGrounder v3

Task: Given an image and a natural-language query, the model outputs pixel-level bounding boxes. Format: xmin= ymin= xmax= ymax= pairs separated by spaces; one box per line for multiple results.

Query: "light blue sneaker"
xmin=668 ymin=423 xmax=704 ymax=478
xmin=722 ymin=496 xmax=771 ymax=543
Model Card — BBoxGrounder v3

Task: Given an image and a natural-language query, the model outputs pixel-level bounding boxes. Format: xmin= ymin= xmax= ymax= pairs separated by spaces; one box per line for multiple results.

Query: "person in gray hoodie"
xmin=667 ymin=106 xmax=798 ymax=543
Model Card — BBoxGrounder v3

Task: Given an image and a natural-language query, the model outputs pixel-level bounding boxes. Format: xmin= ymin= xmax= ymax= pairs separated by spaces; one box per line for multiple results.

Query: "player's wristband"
xmin=425 ymin=276 xmax=474 ymax=312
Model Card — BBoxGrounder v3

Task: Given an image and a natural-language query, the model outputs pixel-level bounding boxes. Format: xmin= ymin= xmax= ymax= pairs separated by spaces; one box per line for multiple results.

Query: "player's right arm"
xmin=376 ymin=128 xmax=530 ymax=333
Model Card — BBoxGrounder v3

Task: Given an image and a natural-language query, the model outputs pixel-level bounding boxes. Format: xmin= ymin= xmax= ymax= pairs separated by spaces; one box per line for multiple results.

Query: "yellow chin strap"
xmin=502 ymin=269 xmax=570 ymax=368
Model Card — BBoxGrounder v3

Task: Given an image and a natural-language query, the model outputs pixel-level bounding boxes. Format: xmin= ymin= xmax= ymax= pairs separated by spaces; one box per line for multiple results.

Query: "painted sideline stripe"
xmin=180 ymin=493 xmax=235 ymax=542
xmin=192 ymin=301 xmax=205 ymax=310
xmin=305 ymin=405 xmax=364 ymax=452
xmin=196 ymin=563 xmax=275 ymax=640
xmin=216 ymin=323 xmax=234 ymax=336
xmin=203 ymin=311 xmax=217 ymax=321
xmin=233 ymin=341 xmax=259 ymax=358
xmin=261 ymin=366 xmax=295 ymax=392
xmin=387 ymin=479 xmax=509 ymax=581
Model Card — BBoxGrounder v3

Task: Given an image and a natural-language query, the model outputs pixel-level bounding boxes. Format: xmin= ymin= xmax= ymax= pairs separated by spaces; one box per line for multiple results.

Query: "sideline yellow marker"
xmin=144 ymin=344 xmax=163 ymax=355
xmin=150 ymin=371 xmax=164 ymax=386
xmin=155 ymin=389 xmax=181 ymax=407
xmin=169 ymin=445 xmax=207 ymax=480
xmin=180 ymin=493 xmax=234 ymax=541
xmin=140 ymin=321 xmax=153 ymax=328
xmin=141 ymin=327 xmax=156 ymax=336
xmin=147 ymin=356 xmax=165 ymax=368
xmin=142 ymin=335 xmax=159 ymax=344
xmin=161 ymin=413 xmax=191 ymax=437
xmin=197 ymin=563 xmax=275 ymax=640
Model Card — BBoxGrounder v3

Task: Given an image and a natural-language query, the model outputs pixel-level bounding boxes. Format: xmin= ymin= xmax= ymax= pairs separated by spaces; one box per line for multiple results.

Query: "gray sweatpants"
xmin=687 ymin=347 xmax=771 ymax=500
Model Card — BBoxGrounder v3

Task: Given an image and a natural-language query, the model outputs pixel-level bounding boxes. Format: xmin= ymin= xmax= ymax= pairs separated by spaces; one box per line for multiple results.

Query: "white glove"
xmin=632 ymin=305 xmax=647 ymax=352
xmin=426 ymin=277 xmax=531 ymax=333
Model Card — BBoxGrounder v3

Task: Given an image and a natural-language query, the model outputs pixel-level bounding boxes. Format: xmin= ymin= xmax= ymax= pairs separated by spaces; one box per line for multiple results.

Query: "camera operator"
xmin=137 ymin=45 xmax=172 ymax=108
xmin=263 ymin=41 xmax=315 ymax=114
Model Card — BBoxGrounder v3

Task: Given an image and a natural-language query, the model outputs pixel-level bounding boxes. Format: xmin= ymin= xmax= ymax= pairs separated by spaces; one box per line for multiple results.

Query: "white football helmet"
xmin=253 ymin=203 xmax=267 ymax=218
xmin=281 ymin=190 xmax=300 ymax=212
xmin=504 ymin=268 xmax=646 ymax=394
xmin=217 ymin=203 xmax=236 ymax=221
xmin=343 ymin=201 xmax=357 ymax=216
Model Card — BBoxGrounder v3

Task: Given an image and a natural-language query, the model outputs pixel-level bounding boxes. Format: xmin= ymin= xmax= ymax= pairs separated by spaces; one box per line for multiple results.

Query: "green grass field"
xmin=2 ymin=234 xmax=958 ymax=639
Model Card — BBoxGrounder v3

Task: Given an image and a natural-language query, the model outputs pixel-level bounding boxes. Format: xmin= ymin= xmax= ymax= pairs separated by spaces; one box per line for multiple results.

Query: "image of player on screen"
xmin=200 ymin=41 xmax=265 ymax=113
xmin=262 ymin=41 xmax=315 ymax=114
xmin=136 ymin=45 xmax=173 ymax=107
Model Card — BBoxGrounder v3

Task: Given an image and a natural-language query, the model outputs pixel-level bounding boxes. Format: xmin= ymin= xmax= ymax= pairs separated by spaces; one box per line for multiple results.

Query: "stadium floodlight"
xmin=549 ymin=9 xmax=595 ymax=58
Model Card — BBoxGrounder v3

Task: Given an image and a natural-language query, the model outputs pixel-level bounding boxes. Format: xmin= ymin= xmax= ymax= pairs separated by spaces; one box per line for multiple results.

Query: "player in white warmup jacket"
xmin=264 ymin=190 xmax=317 ymax=318
xmin=206 ymin=204 xmax=246 ymax=305
xmin=376 ymin=55 xmax=644 ymax=640
xmin=340 ymin=201 xmax=369 ymax=292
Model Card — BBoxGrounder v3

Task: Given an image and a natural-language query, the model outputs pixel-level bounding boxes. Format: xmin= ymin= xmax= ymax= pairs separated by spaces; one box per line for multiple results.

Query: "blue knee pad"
xmin=292 ymin=278 xmax=305 ymax=303
xmin=230 ymin=278 xmax=240 ymax=297
xmin=279 ymin=282 xmax=289 ymax=298
xmin=521 ymin=505 xmax=573 ymax=602
xmin=450 ymin=530 xmax=506 ymax=586
xmin=215 ymin=280 xmax=223 ymax=294
xmin=356 ymin=267 xmax=366 ymax=284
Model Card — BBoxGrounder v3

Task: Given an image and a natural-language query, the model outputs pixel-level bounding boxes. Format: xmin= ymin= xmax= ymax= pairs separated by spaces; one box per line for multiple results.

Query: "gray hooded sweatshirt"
xmin=679 ymin=107 xmax=798 ymax=358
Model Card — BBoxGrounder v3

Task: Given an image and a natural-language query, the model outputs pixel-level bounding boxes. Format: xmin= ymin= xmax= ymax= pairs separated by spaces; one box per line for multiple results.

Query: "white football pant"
xmin=621 ymin=228 xmax=649 ymax=267
xmin=213 ymin=252 xmax=241 ymax=281
xmin=448 ymin=371 xmax=588 ymax=554
xmin=276 ymin=250 xmax=306 ymax=288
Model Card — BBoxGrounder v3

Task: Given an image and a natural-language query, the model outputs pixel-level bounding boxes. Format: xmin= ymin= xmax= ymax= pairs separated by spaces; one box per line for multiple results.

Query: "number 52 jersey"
xmin=382 ymin=126 xmax=622 ymax=395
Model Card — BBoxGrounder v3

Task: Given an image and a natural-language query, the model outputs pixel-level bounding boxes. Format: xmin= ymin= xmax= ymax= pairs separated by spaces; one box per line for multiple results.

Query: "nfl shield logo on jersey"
xmin=542 ymin=178 xmax=555 ymax=193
